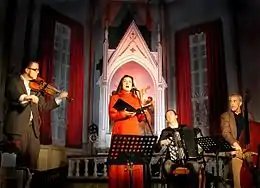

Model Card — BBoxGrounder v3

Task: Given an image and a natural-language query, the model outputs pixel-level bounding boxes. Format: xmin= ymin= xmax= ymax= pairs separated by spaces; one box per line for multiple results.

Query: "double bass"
xmin=240 ymin=90 xmax=259 ymax=188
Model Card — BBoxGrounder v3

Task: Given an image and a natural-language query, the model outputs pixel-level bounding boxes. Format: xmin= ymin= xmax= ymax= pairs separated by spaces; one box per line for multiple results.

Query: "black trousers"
xmin=5 ymin=122 xmax=40 ymax=169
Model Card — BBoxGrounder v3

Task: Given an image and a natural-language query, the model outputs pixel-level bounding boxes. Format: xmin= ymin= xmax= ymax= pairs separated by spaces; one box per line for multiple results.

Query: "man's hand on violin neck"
xmin=58 ymin=91 xmax=68 ymax=100
xmin=24 ymin=95 xmax=39 ymax=104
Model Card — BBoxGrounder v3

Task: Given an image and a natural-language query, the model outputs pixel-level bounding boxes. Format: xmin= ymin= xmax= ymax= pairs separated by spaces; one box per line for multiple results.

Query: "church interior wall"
xmin=165 ymin=0 xmax=260 ymax=122
xmin=9 ymin=0 xmax=29 ymax=74
xmin=38 ymin=0 xmax=91 ymax=144
xmin=47 ymin=0 xmax=107 ymax=131
xmin=236 ymin=0 xmax=260 ymax=121
xmin=165 ymin=0 xmax=238 ymax=111
xmin=1 ymin=0 xmax=260 ymax=147
xmin=0 ymin=0 xmax=91 ymax=146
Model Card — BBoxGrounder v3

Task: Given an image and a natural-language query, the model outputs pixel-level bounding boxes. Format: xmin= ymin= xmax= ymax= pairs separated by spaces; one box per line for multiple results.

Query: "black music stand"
xmin=107 ymin=134 xmax=158 ymax=188
xmin=196 ymin=136 xmax=234 ymax=188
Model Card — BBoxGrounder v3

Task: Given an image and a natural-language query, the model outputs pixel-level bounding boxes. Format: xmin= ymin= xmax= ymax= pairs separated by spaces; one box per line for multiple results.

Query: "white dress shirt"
xmin=19 ymin=75 xmax=62 ymax=122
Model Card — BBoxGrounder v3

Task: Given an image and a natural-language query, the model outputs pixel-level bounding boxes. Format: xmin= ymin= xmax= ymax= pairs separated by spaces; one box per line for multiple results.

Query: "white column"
xmin=75 ymin=159 xmax=80 ymax=177
xmin=155 ymin=86 xmax=161 ymax=136
xmin=155 ymin=82 xmax=166 ymax=137
xmin=160 ymin=86 xmax=166 ymax=133
xmin=157 ymin=24 xmax=162 ymax=83
xmin=68 ymin=160 xmax=73 ymax=177
xmin=103 ymin=23 xmax=108 ymax=80
xmin=84 ymin=159 xmax=89 ymax=176
xmin=98 ymin=79 xmax=109 ymax=148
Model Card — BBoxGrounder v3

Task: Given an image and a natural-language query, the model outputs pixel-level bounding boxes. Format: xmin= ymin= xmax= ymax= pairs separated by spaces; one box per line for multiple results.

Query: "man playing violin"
xmin=220 ymin=93 xmax=254 ymax=188
xmin=4 ymin=60 xmax=68 ymax=169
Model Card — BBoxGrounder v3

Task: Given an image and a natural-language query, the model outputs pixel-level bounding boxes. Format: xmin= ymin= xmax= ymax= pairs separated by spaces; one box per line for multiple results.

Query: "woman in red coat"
xmin=108 ymin=75 xmax=144 ymax=188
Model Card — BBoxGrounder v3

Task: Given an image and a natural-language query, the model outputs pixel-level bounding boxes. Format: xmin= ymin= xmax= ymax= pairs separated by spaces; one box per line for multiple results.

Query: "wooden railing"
xmin=67 ymin=152 xmax=231 ymax=187
xmin=67 ymin=153 xmax=165 ymax=180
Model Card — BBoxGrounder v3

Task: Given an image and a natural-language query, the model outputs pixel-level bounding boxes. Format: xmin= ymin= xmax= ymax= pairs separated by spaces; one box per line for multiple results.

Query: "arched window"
xmin=189 ymin=32 xmax=209 ymax=135
xmin=52 ymin=21 xmax=71 ymax=145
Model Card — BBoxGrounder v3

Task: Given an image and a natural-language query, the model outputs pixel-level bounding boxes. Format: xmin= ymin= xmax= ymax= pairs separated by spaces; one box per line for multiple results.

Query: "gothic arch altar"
xmin=97 ymin=21 xmax=167 ymax=148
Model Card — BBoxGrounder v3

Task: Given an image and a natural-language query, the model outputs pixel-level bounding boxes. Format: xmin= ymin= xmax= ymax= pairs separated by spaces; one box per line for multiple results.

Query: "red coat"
xmin=108 ymin=90 xmax=143 ymax=188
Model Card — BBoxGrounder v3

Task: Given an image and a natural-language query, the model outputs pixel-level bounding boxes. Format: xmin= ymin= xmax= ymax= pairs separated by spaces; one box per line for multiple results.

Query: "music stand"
xmin=107 ymin=134 xmax=158 ymax=188
xmin=196 ymin=136 xmax=234 ymax=188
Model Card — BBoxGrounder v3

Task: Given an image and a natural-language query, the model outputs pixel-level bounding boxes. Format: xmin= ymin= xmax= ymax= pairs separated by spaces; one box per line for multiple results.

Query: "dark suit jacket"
xmin=4 ymin=75 xmax=58 ymax=138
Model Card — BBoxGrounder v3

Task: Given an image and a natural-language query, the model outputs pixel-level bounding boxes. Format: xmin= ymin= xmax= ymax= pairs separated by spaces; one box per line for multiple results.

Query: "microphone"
xmin=131 ymin=87 xmax=139 ymax=92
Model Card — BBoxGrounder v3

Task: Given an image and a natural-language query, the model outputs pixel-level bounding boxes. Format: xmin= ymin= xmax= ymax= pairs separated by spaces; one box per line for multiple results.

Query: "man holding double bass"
xmin=4 ymin=60 xmax=68 ymax=169
xmin=220 ymin=93 xmax=255 ymax=188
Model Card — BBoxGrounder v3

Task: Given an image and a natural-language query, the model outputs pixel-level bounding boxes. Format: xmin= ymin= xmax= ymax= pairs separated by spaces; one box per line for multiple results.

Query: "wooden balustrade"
xmin=67 ymin=153 xmax=165 ymax=180
xmin=67 ymin=152 xmax=229 ymax=184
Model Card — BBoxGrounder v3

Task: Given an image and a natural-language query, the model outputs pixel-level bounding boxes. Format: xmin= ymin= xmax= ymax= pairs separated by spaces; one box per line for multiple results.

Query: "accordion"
xmin=166 ymin=127 xmax=199 ymax=163
xmin=182 ymin=127 xmax=199 ymax=159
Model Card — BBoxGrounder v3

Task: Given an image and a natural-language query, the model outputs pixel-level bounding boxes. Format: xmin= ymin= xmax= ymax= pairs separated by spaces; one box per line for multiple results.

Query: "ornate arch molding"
xmin=97 ymin=21 xmax=167 ymax=149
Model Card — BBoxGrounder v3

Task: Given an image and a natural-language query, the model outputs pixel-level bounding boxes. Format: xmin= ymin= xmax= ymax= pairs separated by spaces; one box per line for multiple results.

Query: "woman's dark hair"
xmin=165 ymin=109 xmax=177 ymax=119
xmin=115 ymin=75 xmax=136 ymax=94
xmin=21 ymin=60 xmax=39 ymax=73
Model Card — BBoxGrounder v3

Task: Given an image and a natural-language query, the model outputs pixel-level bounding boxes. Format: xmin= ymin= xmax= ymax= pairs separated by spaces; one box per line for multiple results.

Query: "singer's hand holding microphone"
xmin=131 ymin=87 xmax=139 ymax=92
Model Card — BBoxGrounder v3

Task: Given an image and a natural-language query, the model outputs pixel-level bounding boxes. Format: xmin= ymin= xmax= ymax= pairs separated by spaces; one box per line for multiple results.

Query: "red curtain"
xmin=175 ymin=30 xmax=192 ymax=127
xmin=175 ymin=20 xmax=228 ymax=133
xmin=101 ymin=0 xmax=152 ymax=29
xmin=66 ymin=22 xmax=84 ymax=148
xmin=102 ymin=1 xmax=123 ymax=27
xmin=204 ymin=20 xmax=228 ymax=135
xmin=38 ymin=6 xmax=84 ymax=148
xmin=38 ymin=5 xmax=55 ymax=144
xmin=136 ymin=3 xmax=153 ymax=30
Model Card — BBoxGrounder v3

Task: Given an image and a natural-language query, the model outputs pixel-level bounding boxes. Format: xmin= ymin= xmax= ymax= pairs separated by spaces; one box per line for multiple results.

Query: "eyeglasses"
xmin=28 ymin=68 xmax=40 ymax=72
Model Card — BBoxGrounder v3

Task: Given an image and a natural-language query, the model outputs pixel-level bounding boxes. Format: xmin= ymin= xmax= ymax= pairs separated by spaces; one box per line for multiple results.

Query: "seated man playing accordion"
xmin=155 ymin=109 xmax=201 ymax=188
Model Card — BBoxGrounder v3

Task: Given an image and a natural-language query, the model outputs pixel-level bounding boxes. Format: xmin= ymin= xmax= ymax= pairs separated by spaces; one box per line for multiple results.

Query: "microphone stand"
xmin=198 ymin=129 xmax=207 ymax=188
xmin=197 ymin=128 xmax=207 ymax=168
xmin=134 ymin=89 xmax=154 ymax=188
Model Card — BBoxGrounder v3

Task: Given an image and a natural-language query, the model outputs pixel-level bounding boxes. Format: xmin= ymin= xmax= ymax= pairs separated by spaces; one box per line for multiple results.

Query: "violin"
xmin=29 ymin=77 xmax=73 ymax=102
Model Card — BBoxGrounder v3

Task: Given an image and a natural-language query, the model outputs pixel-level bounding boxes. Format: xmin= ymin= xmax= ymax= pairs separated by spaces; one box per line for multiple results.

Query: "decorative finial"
xmin=157 ymin=23 xmax=161 ymax=43
xmin=105 ymin=21 xmax=108 ymax=41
